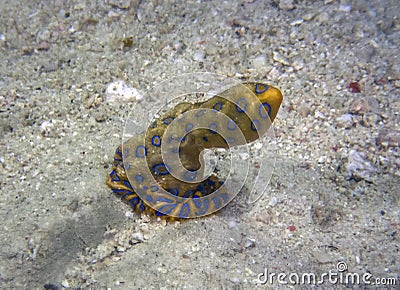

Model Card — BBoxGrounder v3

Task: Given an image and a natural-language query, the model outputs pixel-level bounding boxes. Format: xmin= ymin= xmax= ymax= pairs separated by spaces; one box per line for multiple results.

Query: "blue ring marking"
xmin=196 ymin=184 xmax=205 ymax=194
xmin=151 ymin=185 xmax=159 ymax=192
xmin=168 ymin=188 xmax=179 ymax=196
xmin=227 ymin=120 xmax=237 ymax=130
xmin=183 ymin=190 xmax=194 ymax=198
xmin=195 ymin=109 xmax=206 ymax=117
xmin=110 ymin=170 xmax=120 ymax=182
xmin=203 ymin=136 xmax=209 ymax=142
xmin=135 ymin=145 xmax=146 ymax=158
xmin=146 ymin=195 xmax=153 ymax=202
xmin=259 ymin=102 xmax=271 ymax=119
xmin=143 ymin=186 xmax=148 ymax=190
xmin=185 ymin=123 xmax=194 ymax=132
xmin=163 ymin=116 xmax=174 ymax=125
xmin=151 ymin=135 xmax=161 ymax=146
xmin=207 ymin=178 xmax=216 ymax=187
xmin=209 ymin=123 xmax=218 ymax=134
xmin=255 ymin=84 xmax=268 ymax=94
xmin=195 ymin=198 xmax=210 ymax=215
xmin=172 ymin=148 xmax=179 ymax=154
xmin=122 ymin=148 xmax=130 ymax=160
xmin=184 ymin=170 xmax=197 ymax=181
xmin=179 ymin=203 xmax=191 ymax=218
xmin=226 ymin=137 xmax=236 ymax=145
xmin=125 ymin=163 xmax=131 ymax=170
xmin=235 ymin=98 xmax=247 ymax=113
xmin=251 ymin=119 xmax=261 ymax=131
xmin=128 ymin=197 xmax=140 ymax=207
xmin=135 ymin=174 xmax=144 ymax=184
xmin=153 ymin=163 xmax=170 ymax=175
xmin=212 ymin=102 xmax=223 ymax=111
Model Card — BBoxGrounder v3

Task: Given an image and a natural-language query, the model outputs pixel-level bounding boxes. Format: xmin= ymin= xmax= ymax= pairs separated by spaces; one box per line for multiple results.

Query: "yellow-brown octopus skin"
xmin=106 ymin=82 xmax=283 ymax=219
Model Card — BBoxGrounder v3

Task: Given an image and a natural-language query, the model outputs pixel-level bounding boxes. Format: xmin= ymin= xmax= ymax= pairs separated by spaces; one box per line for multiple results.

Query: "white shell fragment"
xmin=347 ymin=150 xmax=376 ymax=180
xmin=105 ymin=80 xmax=143 ymax=102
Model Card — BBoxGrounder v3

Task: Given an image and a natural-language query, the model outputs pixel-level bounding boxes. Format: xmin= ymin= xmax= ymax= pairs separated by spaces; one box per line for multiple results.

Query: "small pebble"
xmin=338 ymin=5 xmax=352 ymax=13
xmin=312 ymin=249 xmax=335 ymax=264
xmin=108 ymin=0 xmax=131 ymax=9
xmin=269 ymin=196 xmax=278 ymax=207
xmin=105 ymin=80 xmax=143 ymax=102
xmin=278 ymin=0 xmax=295 ymax=10
xmin=252 ymin=55 xmax=267 ymax=70
xmin=314 ymin=111 xmax=326 ymax=119
xmin=193 ymin=51 xmax=205 ymax=62
xmin=297 ymin=104 xmax=311 ymax=116
xmin=347 ymin=150 xmax=376 ymax=180
xmin=244 ymin=238 xmax=256 ymax=249
xmin=228 ymin=220 xmax=238 ymax=229
xmin=132 ymin=232 xmax=145 ymax=243
xmin=336 ymin=114 xmax=355 ymax=128
xmin=229 ymin=277 xmax=241 ymax=284
xmin=376 ymin=128 xmax=400 ymax=148
xmin=349 ymin=98 xmax=370 ymax=115
xmin=272 ymin=51 xmax=289 ymax=66
xmin=239 ymin=152 xmax=250 ymax=160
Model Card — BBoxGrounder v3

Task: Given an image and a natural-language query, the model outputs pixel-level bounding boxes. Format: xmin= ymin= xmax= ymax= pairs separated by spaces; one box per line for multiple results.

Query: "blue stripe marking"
xmin=122 ymin=180 xmax=133 ymax=189
xmin=157 ymin=203 xmax=177 ymax=215
xmin=114 ymin=189 xmax=133 ymax=195
xmin=195 ymin=198 xmax=210 ymax=215
xmin=110 ymin=170 xmax=120 ymax=182
xmin=179 ymin=203 xmax=191 ymax=218
xmin=128 ymin=197 xmax=140 ymax=206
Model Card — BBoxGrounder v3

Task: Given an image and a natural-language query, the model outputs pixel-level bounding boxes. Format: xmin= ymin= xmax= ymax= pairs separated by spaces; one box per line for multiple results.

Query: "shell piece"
xmin=106 ymin=82 xmax=283 ymax=219
xmin=105 ymin=80 xmax=143 ymax=102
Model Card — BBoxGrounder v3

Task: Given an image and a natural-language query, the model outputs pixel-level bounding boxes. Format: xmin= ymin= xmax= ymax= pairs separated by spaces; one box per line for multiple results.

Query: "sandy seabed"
xmin=0 ymin=0 xmax=399 ymax=288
